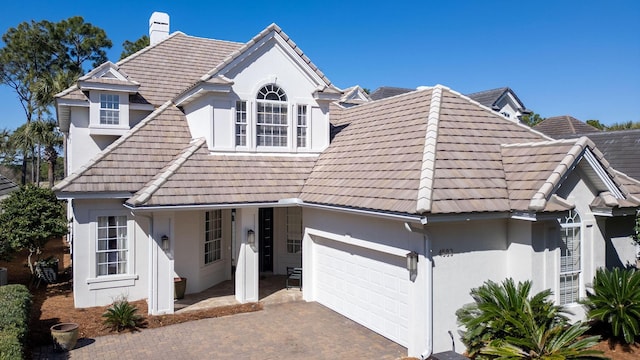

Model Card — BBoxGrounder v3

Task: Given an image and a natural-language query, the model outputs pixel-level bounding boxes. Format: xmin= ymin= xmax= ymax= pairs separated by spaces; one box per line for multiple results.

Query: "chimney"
xmin=149 ymin=12 xmax=170 ymax=45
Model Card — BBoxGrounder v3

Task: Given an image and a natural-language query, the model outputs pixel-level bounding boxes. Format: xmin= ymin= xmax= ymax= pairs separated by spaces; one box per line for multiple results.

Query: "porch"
xmin=174 ymin=274 xmax=302 ymax=312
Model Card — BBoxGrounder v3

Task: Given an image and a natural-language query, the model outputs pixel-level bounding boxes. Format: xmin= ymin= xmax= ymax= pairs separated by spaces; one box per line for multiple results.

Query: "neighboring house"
xmin=534 ymin=115 xmax=602 ymax=138
xmin=369 ymin=86 xmax=413 ymax=100
xmin=339 ymin=85 xmax=371 ymax=107
xmin=54 ymin=13 xmax=640 ymax=357
xmin=0 ymin=174 xmax=18 ymax=201
xmin=466 ymin=87 xmax=531 ymax=120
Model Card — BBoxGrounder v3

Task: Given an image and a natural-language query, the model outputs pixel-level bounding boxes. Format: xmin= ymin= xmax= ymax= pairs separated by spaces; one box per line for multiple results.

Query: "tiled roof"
xmin=466 ymin=87 xmax=510 ymax=108
xmin=581 ymin=129 xmax=640 ymax=180
xmin=57 ymin=32 xmax=244 ymax=106
xmin=429 ymin=89 xmax=543 ymax=214
xmin=127 ymin=148 xmax=317 ymax=207
xmin=533 ymin=115 xmax=601 ymax=138
xmin=53 ymin=103 xmax=193 ymax=194
xmin=301 ymin=89 xmax=431 ymax=214
xmin=369 ymin=86 xmax=413 ymax=101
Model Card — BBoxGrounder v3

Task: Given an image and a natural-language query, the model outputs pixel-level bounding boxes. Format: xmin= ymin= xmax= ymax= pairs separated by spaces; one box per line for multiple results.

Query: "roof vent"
xmin=149 ymin=12 xmax=170 ymax=45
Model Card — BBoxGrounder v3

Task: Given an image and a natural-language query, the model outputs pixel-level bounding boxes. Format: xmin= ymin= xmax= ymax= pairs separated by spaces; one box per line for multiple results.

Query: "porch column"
xmin=149 ymin=214 xmax=175 ymax=315
xmin=235 ymin=208 xmax=259 ymax=303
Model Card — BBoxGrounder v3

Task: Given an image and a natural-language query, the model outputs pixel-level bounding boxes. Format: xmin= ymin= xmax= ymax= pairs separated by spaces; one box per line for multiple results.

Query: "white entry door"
xmin=310 ymin=236 xmax=410 ymax=346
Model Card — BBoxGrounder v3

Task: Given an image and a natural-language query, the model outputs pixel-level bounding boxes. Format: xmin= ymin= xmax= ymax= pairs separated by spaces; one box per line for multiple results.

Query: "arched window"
xmin=256 ymin=84 xmax=288 ymax=147
xmin=559 ymin=210 xmax=581 ymax=305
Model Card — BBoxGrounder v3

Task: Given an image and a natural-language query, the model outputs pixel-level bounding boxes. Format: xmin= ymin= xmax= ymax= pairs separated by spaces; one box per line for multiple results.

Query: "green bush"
xmin=0 ymin=284 xmax=32 ymax=360
xmin=456 ymin=278 xmax=569 ymax=359
xmin=102 ymin=298 xmax=143 ymax=332
xmin=583 ymin=267 xmax=640 ymax=344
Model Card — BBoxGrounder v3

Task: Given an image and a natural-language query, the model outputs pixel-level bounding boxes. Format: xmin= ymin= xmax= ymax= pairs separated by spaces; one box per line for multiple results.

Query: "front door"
xmin=259 ymin=208 xmax=273 ymax=272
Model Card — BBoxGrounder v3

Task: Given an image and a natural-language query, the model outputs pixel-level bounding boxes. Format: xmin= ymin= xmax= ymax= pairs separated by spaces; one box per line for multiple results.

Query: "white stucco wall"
xmin=181 ymin=35 xmax=331 ymax=153
xmin=71 ymin=199 xmax=149 ymax=308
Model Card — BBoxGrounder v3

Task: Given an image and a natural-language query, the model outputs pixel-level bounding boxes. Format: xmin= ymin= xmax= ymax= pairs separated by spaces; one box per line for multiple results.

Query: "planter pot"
xmin=51 ymin=322 xmax=79 ymax=351
xmin=174 ymin=277 xmax=187 ymax=299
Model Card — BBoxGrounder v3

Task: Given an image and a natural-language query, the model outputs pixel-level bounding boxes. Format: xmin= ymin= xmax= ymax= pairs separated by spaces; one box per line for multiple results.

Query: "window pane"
xmin=205 ymin=210 xmax=222 ymax=264
xmin=96 ymin=215 xmax=128 ymax=276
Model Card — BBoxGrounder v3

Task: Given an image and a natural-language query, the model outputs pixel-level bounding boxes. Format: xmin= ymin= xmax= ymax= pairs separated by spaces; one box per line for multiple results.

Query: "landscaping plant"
xmin=582 ymin=267 xmax=640 ymax=344
xmin=102 ymin=298 xmax=144 ymax=332
xmin=481 ymin=304 xmax=605 ymax=359
xmin=456 ymin=278 xmax=569 ymax=359
xmin=0 ymin=285 xmax=32 ymax=360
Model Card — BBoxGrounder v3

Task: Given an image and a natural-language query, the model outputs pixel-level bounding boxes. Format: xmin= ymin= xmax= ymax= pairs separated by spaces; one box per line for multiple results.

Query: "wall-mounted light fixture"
xmin=247 ymin=229 xmax=255 ymax=246
xmin=406 ymin=251 xmax=418 ymax=281
xmin=161 ymin=235 xmax=170 ymax=251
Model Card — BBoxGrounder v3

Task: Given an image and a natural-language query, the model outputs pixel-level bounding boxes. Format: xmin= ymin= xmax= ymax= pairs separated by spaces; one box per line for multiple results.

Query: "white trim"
xmin=86 ymin=274 xmax=138 ymax=290
xmin=583 ymin=149 xmax=624 ymax=198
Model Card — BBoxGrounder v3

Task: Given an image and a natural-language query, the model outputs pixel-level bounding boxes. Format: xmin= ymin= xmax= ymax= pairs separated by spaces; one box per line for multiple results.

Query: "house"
xmin=53 ymin=13 xmax=640 ymax=358
xmin=534 ymin=115 xmax=602 ymax=138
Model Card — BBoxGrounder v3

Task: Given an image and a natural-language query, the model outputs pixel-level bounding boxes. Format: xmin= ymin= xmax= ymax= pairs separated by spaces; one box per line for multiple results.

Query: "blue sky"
xmin=0 ymin=0 xmax=638 ymax=130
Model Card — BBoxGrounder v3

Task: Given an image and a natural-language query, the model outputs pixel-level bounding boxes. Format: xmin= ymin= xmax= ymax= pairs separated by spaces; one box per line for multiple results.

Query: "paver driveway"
xmin=33 ymin=301 xmax=407 ymax=359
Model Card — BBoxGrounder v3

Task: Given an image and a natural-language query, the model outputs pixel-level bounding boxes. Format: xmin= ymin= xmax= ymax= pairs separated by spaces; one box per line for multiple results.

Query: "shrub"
xmin=102 ymin=298 xmax=144 ymax=332
xmin=582 ymin=267 xmax=640 ymax=344
xmin=0 ymin=285 xmax=32 ymax=360
xmin=456 ymin=278 xmax=569 ymax=359
xmin=481 ymin=307 xmax=605 ymax=359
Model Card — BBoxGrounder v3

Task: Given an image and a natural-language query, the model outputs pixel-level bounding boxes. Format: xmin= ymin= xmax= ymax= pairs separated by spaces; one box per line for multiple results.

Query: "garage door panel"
xmin=312 ymin=236 xmax=409 ymax=346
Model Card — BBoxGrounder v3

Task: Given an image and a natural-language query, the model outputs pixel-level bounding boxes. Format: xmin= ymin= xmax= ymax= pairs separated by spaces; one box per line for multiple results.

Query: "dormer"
xmin=78 ymin=62 xmax=141 ymax=136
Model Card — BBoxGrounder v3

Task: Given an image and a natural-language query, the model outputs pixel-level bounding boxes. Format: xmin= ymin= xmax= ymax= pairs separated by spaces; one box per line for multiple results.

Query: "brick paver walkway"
xmin=33 ymin=301 xmax=407 ymax=359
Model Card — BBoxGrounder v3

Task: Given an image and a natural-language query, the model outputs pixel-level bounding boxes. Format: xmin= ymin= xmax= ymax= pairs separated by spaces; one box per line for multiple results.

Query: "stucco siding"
xmin=71 ymin=199 xmax=149 ymax=308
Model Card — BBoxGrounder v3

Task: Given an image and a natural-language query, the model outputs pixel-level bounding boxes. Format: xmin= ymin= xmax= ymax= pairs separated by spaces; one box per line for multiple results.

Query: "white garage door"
xmin=311 ymin=236 xmax=409 ymax=346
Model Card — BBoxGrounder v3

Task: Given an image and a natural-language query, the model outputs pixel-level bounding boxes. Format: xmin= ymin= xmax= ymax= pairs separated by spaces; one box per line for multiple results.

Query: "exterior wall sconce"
xmin=161 ymin=235 xmax=170 ymax=251
xmin=247 ymin=229 xmax=255 ymax=246
xmin=406 ymin=251 xmax=418 ymax=281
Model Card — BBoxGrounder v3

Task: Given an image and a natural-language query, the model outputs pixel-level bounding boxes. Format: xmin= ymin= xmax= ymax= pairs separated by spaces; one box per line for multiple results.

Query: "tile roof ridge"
xmin=197 ymin=23 xmax=333 ymax=88
xmin=53 ymin=101 xmax=175 ymax=192
xmin=127 ymin=137 xmax=207 ymax=206
xmin=416 ymin=86 xmax=443 ymax=213
xmin=528 ymin=137 xmax=593 ymax=210
xmin=54 ymin=84 xmax=80 ymax=98
xmin=502 ymin=138 xmax=578 ymax=148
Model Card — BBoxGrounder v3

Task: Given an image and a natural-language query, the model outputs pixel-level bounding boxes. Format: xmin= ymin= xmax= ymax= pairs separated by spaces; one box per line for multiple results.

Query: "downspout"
xmin=404 ymin=222 xmax=433 ymax=359
xmin=134 ymin=211 xmax=154 ymax=314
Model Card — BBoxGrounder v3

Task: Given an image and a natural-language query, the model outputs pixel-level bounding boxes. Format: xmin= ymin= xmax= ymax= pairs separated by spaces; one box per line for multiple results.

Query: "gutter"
xmin=404 ymin=222 xmax=433 ymax=359
xmin=124 ymin=198 xmax=427 ymax=225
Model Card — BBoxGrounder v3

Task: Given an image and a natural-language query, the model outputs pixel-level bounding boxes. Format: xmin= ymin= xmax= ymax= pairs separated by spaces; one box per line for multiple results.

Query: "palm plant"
xmin=456 ymin=279 xmax=569 ymax=359
xmin=102 ymin=298 xmax=144 ymax=332
xmin=582 ymin=267 xmax=640 ymax=344
xmin=482 ymin=308 xmax=606 ymax=359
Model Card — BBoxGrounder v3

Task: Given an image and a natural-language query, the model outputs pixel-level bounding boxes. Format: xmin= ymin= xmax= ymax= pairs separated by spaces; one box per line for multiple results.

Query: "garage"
xmin=310 ymin=235 xmax=410 ymax=347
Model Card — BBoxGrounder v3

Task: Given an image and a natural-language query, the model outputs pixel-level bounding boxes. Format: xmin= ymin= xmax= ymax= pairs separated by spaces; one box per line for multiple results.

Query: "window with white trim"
xmin=256 ymin=84 xmax=288 ymax=147
xmin=96 ymin=215 xmax=128 ymax=276
xmin=205 ymin=210 xmax=222 ymax=264
xmin=559 ymin=210 xmax=581 ymax=305
xmin=297 ymin=105 xmax=307 ymax=148
xmin=99 ymin=94 xmax=120 ymax=125
xmin=286 ymin=207 xmax=302 ymax=254
xmin=235 ymin=101 xmax=247 ymax=146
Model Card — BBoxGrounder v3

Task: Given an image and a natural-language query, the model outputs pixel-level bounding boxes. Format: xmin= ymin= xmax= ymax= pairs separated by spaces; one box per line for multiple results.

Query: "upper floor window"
xmin=235 ymin=101 xmax=247 ymax=147
xmin=256 ymin=84 xmax=287 ymax=147
xmin=100 ymin=94 xmax=120 ymax=125
xmin=559 ymin=210 xmax=581 ymax=305
xmin=297 ymin=105 xmax=307 ymax=148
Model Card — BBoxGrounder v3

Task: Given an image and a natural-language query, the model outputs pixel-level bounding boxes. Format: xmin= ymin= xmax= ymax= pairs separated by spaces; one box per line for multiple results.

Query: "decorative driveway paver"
xmin=33 ymin=301 xmax=407 ymax=359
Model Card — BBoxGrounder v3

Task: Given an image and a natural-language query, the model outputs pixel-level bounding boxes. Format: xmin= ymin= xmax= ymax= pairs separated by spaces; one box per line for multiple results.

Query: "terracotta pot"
xmin=50 ymin=322 xmax=79 ymax=351
xmin=174 ymin=277 xmax=187 ymax=299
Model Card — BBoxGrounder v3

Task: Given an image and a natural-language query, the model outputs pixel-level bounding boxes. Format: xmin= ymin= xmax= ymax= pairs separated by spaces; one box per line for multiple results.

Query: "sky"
xmin=0 ymin=0 xmax=638 ymax=130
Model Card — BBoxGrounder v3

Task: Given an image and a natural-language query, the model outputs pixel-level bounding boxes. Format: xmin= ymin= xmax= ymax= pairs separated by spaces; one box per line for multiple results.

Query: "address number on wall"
xmin=438 ymin=248 xmax=454 ymax=257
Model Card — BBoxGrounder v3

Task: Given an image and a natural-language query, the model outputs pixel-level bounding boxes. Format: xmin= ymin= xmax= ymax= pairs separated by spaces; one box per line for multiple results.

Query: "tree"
xmin=520 ymin=113 xmax=545 ymax=127
xmin=0 ymin=185 xmax=67 ymax=273
xmin=0 ymin=17 xmax=111 ymax=184
xmin=607 ymin=121 xmax=640 ymax=131
xmin=586 ymin=119 xmax=606 ymax=130
xmin=120 ymin=35 xmax=149 ymax=60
